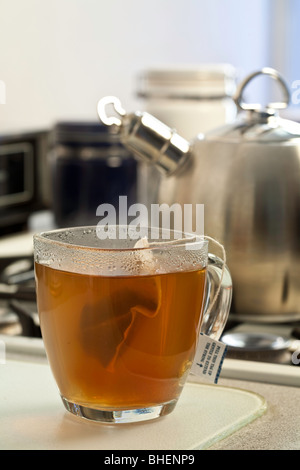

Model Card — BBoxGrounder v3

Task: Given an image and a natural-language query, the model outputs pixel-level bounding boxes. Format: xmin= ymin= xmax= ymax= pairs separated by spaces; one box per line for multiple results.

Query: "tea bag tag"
xmin=190 ymin=333 xmax=227 ymax=384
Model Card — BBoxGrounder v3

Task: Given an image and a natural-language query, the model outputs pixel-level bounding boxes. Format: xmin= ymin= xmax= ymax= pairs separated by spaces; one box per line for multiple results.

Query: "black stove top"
xmin=0 ymin=255 xmax=40 ymax=338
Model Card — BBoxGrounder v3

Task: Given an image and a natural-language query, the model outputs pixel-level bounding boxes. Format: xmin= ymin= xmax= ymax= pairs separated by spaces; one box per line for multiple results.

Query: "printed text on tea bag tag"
xmin=190 ymin=333 xmax=227 ymax=384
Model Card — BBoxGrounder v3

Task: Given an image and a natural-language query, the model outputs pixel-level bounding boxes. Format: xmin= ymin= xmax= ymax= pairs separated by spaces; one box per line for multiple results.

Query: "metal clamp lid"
xmin=234 ymin=67 xmax=290 ymax=114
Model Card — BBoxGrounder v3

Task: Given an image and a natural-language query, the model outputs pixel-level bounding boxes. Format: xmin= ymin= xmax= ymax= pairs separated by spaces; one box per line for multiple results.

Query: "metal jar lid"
xmin=49 ymin=121 xmax=133 ymax=161
xmin=50 ymin=122 xmax=123 ymax=146
xmin=137 ymin=64 xmax=237 ymax=101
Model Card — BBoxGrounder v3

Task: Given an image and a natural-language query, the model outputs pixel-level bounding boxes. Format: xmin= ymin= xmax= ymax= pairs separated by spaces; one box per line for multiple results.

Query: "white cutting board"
xmin=0 ymin=360 xmax=266 ymax=450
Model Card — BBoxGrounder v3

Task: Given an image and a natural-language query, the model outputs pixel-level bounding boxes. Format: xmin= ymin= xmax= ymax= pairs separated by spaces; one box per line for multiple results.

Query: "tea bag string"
xmin=147 ymin=235 xmax=226 ymax=316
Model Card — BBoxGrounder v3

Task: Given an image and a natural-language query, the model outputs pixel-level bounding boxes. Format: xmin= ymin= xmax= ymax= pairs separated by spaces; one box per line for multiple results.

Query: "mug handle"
xmin=200 ymin=253 xmax=233 ymax=340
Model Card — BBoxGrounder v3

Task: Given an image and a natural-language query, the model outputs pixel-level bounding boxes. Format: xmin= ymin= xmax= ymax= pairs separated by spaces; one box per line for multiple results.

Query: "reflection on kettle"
xmin=97 ymin=68 xmax=300 ymax=323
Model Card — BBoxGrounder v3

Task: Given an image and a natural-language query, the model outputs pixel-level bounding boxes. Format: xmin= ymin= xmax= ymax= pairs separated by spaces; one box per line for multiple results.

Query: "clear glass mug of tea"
xmin=33 ymin=225 xmax=232 ymax=424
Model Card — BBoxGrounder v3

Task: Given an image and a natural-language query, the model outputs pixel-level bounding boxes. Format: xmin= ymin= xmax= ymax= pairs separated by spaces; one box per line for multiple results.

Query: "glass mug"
xmin=33 ymin=225 xmax=232 ymax=424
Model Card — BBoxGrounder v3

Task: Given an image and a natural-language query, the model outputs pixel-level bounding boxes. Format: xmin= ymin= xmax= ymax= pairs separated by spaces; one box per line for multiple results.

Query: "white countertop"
xmin=0 ymin=359 xmax=267 ymax=450
xmin=0 ymin=336 xmax=299 ymax=450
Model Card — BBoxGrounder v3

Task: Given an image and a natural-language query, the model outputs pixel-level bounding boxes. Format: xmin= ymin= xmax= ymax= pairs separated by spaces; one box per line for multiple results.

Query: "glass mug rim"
xmin=33 ymin=225 xmax=208 ymax=253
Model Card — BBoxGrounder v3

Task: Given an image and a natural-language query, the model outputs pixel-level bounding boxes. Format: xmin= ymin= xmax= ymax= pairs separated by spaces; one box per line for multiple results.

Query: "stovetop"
xmin=0 ymin=253 xmax=39 ymax=338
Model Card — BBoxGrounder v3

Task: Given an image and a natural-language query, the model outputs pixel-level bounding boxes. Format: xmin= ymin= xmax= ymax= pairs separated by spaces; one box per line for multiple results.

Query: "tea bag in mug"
xmin=80 ymin=237 xmax=162 ymax=369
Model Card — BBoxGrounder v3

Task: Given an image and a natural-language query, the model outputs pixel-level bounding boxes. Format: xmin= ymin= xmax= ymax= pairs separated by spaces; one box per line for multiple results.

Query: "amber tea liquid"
xmin=35 ymin=263 xmax=206 ymax=410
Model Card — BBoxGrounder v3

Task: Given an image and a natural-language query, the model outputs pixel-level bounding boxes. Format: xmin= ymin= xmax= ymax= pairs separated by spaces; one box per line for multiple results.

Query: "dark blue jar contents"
xmin=50 ymin=122 xmax=138 ymax=228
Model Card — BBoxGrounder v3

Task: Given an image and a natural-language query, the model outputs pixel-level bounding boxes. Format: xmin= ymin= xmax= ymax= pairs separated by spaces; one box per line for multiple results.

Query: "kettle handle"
xmin=234 ymin=67 xmax=290 ymax=113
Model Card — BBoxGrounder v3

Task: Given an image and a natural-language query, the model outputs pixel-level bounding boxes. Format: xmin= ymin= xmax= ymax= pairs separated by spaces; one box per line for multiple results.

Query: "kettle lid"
xmin=204 ymin=68 xmax=300 ymax=143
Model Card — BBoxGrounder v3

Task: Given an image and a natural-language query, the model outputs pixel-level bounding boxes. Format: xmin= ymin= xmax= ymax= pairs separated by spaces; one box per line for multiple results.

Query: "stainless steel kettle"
xmin=97 ymin=68 xmax=300 ymax=322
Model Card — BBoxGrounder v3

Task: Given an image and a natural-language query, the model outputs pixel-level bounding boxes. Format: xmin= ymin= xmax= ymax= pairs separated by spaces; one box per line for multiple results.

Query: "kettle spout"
xmin=121 ymin=111 xmax=191 ymax=175
xmin=97 ymin=96 xmax=190 ymax=175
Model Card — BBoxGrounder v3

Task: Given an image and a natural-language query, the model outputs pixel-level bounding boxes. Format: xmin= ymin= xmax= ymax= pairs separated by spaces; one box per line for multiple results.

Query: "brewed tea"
xmin=35 ymin=263 xmax=206 ymax=409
